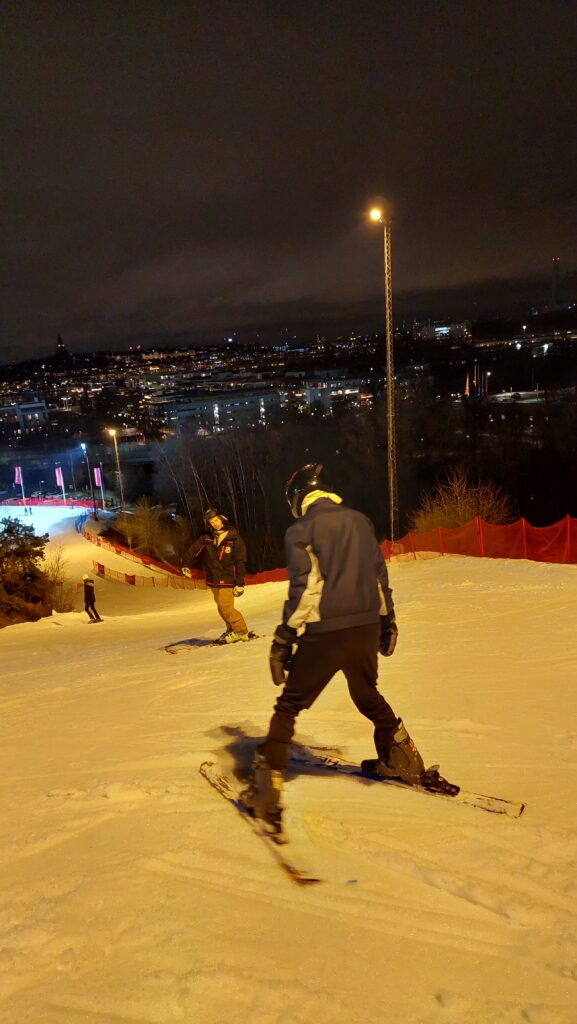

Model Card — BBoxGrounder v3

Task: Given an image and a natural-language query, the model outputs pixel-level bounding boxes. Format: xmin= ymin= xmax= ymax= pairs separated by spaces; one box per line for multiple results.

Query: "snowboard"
xmin=165 ymin=631 xmax=260 ymax=653
xmin=290 ymin=745 xmax=526 ymax=819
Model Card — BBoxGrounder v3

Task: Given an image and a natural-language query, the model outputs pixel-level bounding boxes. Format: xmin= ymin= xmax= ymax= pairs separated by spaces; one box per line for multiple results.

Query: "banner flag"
xmin=55 ymin=466 xmax=63 ymax=487
xmin=94 ymin=466 xmax=102 ymax=487
xmin=14 ymin=466 xmax=22 ymax=485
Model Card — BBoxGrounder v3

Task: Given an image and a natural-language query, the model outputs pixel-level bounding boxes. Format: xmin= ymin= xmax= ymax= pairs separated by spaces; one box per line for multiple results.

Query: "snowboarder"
xmin=82 ymin=573 xmax=102 ymax=622
xmin=183 ymin=508 xmax=250 ymax=644
xmin=242 ymin=462 xmax=426 ymax=834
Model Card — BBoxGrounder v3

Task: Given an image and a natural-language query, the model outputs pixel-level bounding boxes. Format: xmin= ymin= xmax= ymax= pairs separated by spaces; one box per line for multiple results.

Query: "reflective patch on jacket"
xmin=286 ymin=545 xmax=324 ymax=630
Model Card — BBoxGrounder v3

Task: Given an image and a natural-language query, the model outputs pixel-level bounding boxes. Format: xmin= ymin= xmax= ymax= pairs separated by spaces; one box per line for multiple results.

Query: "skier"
xmin=242 ymin=462 xmax=426 ymax=834
xmin=82 ymin=573 xmax=102 ymax=622
xmin=183 ymin=508 xmax=251 ymax=644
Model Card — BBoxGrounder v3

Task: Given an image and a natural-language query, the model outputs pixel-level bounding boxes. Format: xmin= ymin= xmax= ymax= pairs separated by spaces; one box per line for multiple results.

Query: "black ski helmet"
xmin=286 ymin=462 xmax=324 ymax=518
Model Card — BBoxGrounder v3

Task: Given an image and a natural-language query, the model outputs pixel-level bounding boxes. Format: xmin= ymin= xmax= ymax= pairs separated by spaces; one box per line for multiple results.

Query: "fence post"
xmin=437 ymin=526 xmax=444 ymax=556
xmin=521 ymin=518 xmax=528 ymax=560
xmin=476 ymin=516 xmax=484 ymax=557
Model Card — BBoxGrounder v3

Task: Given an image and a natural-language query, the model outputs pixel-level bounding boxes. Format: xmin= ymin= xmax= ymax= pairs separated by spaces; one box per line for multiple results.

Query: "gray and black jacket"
xmin=282 ymin=498 xmax=393 ymax=634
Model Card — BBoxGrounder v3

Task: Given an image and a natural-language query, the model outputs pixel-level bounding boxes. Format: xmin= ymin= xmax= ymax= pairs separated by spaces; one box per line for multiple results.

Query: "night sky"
xmin=2 ymin=1 xmax=576 ymax=360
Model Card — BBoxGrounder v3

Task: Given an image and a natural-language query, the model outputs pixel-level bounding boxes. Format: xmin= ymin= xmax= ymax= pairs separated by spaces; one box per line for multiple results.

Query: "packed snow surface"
xmin=1 ymin=510 xmax=576 ymax=1023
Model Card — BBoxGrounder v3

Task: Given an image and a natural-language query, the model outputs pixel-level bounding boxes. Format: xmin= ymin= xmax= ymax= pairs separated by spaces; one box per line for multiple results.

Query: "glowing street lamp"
xmin=369 ymin=201 xmax=398 ymax=540
xmin=107 ymin=428 xmax=125 ymax=509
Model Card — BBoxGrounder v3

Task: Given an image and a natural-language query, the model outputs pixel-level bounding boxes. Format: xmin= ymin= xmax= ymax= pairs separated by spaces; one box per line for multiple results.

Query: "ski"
xmin=165 ymin=632 xmax=260 ymax=653
xmin=199 ymin=761 xmax=322 ymax=885
xmin=289 ymin=746 xmax=526 ymax=819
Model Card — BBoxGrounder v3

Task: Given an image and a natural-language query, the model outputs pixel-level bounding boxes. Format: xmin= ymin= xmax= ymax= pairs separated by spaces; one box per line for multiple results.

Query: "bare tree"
xmin=115 ymin=498 xmax=170 ymax=560
xmin=43 ymin=542 xmax=76 ymax=612
xmin=409 ymin=467 xmax=515 ymax=532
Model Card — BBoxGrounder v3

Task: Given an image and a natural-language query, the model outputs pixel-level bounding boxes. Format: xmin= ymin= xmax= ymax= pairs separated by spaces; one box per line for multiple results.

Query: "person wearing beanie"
xmin=183 ymin=508 xmax=250 ymax=644
xmin=82 ymin=573 xmax=102 ymax=622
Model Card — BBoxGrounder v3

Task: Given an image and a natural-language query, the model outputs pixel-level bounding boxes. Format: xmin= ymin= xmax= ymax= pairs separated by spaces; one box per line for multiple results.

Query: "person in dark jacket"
xmin=82 ymin=573 xmax=102 ymax=622
xmin=184 ymin=508 xmax=250 ymax=644
xmin=242 ymin=462 xmax=426 ymax=833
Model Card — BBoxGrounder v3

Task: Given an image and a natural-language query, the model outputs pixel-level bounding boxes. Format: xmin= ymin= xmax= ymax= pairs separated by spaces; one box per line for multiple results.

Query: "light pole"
xmin=80 ymin=442 xmax=98 ymax=518
xmin=108 ymin=429 xmax=125 ymax=509
xmin=68 ymin=451 xmax=77 ymax=494
xmin=370 ymin=204 xmax=398 ymax=541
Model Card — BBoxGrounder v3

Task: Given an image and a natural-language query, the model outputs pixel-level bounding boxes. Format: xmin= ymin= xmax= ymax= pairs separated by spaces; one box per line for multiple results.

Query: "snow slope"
xmin=0 ymin=503 xmax=84 ymax=534
xmin=1 ymin=512 xmax=576 ymax=1023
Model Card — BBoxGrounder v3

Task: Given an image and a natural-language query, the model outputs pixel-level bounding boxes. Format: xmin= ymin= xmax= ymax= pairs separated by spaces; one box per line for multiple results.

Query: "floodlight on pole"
xmin=369 ymin=202 xmax=399 ymax=541
xmin=108 ymin=429 xmax=125 ymax=509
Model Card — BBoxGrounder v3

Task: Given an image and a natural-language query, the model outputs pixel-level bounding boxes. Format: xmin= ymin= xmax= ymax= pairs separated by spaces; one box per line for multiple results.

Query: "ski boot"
xmin=240 ymin=752 xmax=285 ymax=840
xmin=363 ymin=719 xmax=426 ymax=785
xmin=214 ymin=630 xmax=235 ymax=645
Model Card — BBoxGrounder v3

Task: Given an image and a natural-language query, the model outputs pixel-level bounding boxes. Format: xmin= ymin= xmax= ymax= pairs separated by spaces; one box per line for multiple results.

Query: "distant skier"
xmin=183 ymin=508 xmax=250 ymax=644
xmin=82 ymin=573 xmax=102 ymax=622
xmin=242 ymin=462 xmax=427 ymax=834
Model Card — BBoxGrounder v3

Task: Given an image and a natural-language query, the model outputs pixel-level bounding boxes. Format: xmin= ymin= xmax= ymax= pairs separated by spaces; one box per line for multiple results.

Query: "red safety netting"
xmin=245 ymin=568 xmax=288 ymax=585
xmin=385 ymin=515 xmax=577 ymax=565
xmin=17 ymin=498 xmax=575 ymax=585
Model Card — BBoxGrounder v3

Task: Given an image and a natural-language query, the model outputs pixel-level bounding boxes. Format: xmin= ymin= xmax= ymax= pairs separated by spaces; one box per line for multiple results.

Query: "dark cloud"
xmin=1 ymin=0 xmax=577 ymax=359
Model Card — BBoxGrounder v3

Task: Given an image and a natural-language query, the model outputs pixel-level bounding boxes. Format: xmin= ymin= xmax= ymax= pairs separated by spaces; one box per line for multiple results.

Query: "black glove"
xmin=269 ymin=623 xmax=297 ymax=686
xmin=379 ymin=612 xmax=398 ymax=657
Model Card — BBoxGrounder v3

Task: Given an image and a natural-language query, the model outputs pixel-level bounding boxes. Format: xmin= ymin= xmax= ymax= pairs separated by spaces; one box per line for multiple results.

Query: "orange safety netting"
xmin=18 ymin=499 xmax=570 ymax=585
xmin=381 ymin=515 xmax=577 ymax=565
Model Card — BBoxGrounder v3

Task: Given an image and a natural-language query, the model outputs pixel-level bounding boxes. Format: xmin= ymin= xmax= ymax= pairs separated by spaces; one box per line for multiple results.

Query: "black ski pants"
xmin=262 ymin=622 xmax=398 ymax=771
xmin=85 ymin=599 xmax=101 ymax=621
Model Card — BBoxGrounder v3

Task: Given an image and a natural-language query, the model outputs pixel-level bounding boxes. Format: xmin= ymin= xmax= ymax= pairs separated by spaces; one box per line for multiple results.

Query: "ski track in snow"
xmin=0 ymin=510 xmax=577 ymax=1023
